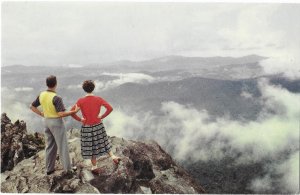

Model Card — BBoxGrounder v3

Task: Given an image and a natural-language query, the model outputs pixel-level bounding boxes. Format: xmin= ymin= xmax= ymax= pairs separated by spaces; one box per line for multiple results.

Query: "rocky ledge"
xmin=1 ymin=113 xmax=45 ymax=173
xmin=1 ymin=114 xmax=205 ymax=193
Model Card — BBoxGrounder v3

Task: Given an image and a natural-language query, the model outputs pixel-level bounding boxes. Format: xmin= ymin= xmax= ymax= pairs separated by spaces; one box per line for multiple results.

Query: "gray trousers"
xmin=44 ymin=118 xmax=71 ymax=172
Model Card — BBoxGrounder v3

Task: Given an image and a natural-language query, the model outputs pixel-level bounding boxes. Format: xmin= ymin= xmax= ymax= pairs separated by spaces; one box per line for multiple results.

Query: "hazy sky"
xmin=2 ymin=2 xmax=300 ymax=67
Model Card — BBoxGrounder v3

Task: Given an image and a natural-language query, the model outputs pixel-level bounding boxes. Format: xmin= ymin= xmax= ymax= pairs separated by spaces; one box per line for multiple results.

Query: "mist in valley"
xmin=2 ymin=2 xmax=300 ymax=193
xmin=2 ymin=55 xmax=299 ymax=193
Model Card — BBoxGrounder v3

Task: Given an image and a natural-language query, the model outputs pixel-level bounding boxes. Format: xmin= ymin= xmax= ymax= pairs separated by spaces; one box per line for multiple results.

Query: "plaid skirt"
xmin=81 ymin=122 xmax=112 ymax=159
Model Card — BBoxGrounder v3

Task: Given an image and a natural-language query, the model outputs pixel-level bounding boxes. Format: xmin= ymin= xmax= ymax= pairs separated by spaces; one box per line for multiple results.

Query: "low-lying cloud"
xmin=1 ymin=87 xmax=43 ymax=132
xmin=14 ymin=87 xmax=34 ymax=92
xmin=67 ymin=84 xmax=81 ymax=90
xmin=104 ymin=79 xmax=299 ymax=193
xmin=250 ymin=151 xmax=299 ymax=193
xmin=2 ymin=76 xmax=298 ymax=193
xmin=94 ymin=72 xmax=155 ymax=91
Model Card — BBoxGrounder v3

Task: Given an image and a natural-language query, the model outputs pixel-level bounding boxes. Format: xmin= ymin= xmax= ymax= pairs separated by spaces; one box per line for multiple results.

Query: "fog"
xmin=103 ymin=80 xmax=299 ymax=193
xmin=3 ymin=3 xmax=300 ymax=79
xmin=1 ymin=70 xmax=299 ymax=193
xmin=95 ymin=72 xmax=155 ymax=91
xmin=1 ymin=2 xmax=300 ymax=193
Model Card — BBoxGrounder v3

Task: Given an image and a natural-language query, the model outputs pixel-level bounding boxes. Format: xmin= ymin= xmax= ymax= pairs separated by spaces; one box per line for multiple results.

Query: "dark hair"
xmin=82 ymin=80 xmax=95 ymax=93
xmin=46 ymin=75 xmax=57 ymax=88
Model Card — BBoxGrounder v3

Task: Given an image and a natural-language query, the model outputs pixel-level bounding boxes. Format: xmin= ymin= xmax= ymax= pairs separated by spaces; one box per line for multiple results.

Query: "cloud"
xmin=14 ymin=87 xmax=34 ymax=92
xmin=1 ymin=87 xmax=43 ymax=132
xmin=104 ymin=79 xmax=299 ymax=193
xmin=250 ymin=151 xmax=299 ymax=193
xmin=94 ymin=72 xmax=155 ymax=91
xmin=67 ymin=84 xmax=81 ymax=89
xmin=250 ymin=175 xmax=272 ymax=192
xmin=218 ymin=80 xmax=299 ymax=163
xmin=275 ymin=152 xmax=299 ymax=193
xmin=66 ymin=64 xmax=83 ymax=68
xmin=240 ymin=91 xmax=253 ymax=99
xmin=2 ymin=2 xmax=299 ymax=74
xmin=186 ymin=4 xmax=300 ymax=79
xmin=260 ymin=51 xmax=300 ymax=79
xmin=104 ymin=109 xmax=144 ymax=138
xmin=2 ymin=72 xmax=298 ymax=192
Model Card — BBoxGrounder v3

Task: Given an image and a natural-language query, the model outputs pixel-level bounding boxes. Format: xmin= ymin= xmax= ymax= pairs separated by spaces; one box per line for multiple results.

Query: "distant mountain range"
xmin=2 ymin=54 xmax=268 ymax=82
xmin=95 ymin=54 xmax=268 ymax=72
xmin=3 ymin=54 xmax=267 ymax=70
xmin=1 ymin=54 xmax=299 ymax=194
xmin=102 ymin=76 xmax=262 ymax=121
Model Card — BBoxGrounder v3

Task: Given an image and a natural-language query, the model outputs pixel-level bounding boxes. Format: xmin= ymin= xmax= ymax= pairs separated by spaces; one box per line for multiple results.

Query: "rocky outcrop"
xmin=1 ymin=114 xmax=205 ymax=193
xmin=1 ymin=113 xmax=45 ymax=173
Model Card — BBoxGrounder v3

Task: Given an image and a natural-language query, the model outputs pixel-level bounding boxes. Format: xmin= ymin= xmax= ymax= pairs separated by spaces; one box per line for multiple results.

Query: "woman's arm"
xmin=98 ymin=99 xmax=113 ymax=120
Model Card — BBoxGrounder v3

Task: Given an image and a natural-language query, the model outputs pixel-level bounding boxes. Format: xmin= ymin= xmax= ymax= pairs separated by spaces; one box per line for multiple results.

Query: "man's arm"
xmin=70 ymin=104 xmax=85 ymax=122
xmin=57 ymin=106 xmax=80 ymax=117
xmin=30 ymin=105 xmax=44 ymax=117
xmin=30 ymin=96 xmax=44 ymax=117
xmin=53 ymin=96 xmax=80 ymax=118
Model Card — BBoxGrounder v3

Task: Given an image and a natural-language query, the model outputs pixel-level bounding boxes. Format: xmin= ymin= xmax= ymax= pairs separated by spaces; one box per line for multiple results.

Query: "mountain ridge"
xmin=2 ymin=54 xmax=267 ymax=69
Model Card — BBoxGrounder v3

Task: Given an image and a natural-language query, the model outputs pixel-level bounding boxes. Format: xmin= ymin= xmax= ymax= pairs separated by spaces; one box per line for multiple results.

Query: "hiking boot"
xmin=72 ymin=166 xmax=77 ymax=171
xmin=63 ymin=169 xmax=75 ymax=179
xmin=46 ymin=170 xmax=55 ymax=175
xmin=91 ymin=168 xmax=104 ymax=175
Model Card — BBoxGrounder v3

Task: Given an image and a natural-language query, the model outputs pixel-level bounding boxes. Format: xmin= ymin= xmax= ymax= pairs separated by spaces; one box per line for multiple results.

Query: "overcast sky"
xmin=2 ymin=2 xmax=300 ymax=68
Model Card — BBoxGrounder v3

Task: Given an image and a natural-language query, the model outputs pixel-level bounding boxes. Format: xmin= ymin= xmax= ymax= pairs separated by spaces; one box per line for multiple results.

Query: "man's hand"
xmin=74 ymin=104 xmax=80 ymax=113
xmin=81 ymin=118 xmax=86 ymax=124
xmin=58 ymin=104 xmax=81 ymax=118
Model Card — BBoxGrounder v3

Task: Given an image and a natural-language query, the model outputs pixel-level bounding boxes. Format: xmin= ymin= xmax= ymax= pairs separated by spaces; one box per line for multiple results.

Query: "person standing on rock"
xmin=30 ymin=75 xmax=80 ymax=175
xmin=71 ymin=80 xmax=121 ymax=174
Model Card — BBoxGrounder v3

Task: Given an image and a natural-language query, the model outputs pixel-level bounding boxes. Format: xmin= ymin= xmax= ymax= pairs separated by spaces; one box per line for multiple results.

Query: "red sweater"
xmin=71 ymin=95 xmax=113 ymax=125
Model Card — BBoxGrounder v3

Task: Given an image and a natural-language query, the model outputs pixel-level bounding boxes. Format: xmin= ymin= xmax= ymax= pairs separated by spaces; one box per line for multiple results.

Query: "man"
xmin=30 ymin=75 xmax=80 ymax=175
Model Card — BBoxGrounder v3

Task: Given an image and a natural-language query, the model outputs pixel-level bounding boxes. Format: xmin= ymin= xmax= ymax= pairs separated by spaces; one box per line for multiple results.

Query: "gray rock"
xmin=70 ymin=178 xmax=80 ymax=189
xmin=140 ymin=186 xmax=152 ymax=194
xmin=1 ymin=113 xmax=45 ymax=173
xmin=1 ymin=114 xmax=205 ymax=193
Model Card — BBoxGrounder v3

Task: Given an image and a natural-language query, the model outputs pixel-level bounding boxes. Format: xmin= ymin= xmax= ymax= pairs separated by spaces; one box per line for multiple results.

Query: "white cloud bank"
xmin=1 ymin=87 xmax=43 ymax=132
xmin=14 ymin=87 xmax=33 ymax=92
xmin=94 ymin=72 xmax=155 ymax=91
xmin=250 ymin=151 xmax=299 ymax=193
xmin=104 ymin=79 xmax=299 ymax=193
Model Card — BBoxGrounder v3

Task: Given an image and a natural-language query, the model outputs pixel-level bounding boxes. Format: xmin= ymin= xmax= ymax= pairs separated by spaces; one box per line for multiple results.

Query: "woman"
xmin=71 ymin=80 xmax=120 ymax=173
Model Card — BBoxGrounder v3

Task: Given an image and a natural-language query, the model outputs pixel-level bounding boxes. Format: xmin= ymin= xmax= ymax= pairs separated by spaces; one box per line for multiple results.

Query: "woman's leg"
xmin=108 ymin=151 xmax=121 ymax=164
xmin=91 ymin=156 xmax=97 ymax=166
xmin=90 ymin=156 xmax=102 ymax=174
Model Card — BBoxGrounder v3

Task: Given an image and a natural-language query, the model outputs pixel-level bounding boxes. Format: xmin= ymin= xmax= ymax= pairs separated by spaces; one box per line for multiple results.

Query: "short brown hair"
xmin=46 ymin=75 xmax=57 ymax=88
xmin=82 ymin=80 xmax=95 ymax=93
